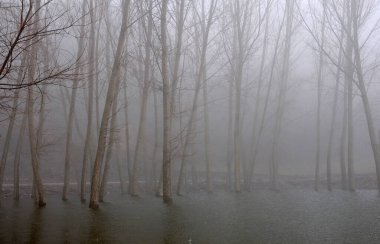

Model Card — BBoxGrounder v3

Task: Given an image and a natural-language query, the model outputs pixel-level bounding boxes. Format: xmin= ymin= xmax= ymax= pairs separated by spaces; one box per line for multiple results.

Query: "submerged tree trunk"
xmin=351 ymin=0 xmax=380 ymax=192
xmin=177 ymin=0 xmax=216 ymax=195
xmin=326 ymin=24 xmax=343 ymax=192
xmin=130 ymin=3 xmax=153 ymax=196
xmin=202 ymin=68 xmax=212 ymax=192
xmin=13 ymin=102 xmax=28 ymax=200
xmin=340 ymin=67 xmax=348 ymax=190
xmin=26 ymin=0 xmax=45 ymax=208
xmin=249 ymin=7 xmax=286 ymax=188
xmin=314 ymin=0 xmax=326 ymax=192
xmin=345 ymin=0 xmax=355 ymax=192
xmin=81 ymin=0 xmax=96 ymax=202
xmin=63 ymin=0 xmax=86 ymax=201
xmin=0 ymin=57 xmax=26 ymax=194
xmin=161 ymin=0 xmax=172 ymax=204
xmin=123 ymin=79 xmax=132 ymax=193
xmin=89 ymin=0 xmax=131 ymax=209
xmin=247 ymin=0 xmax=271 ymax=190
xmin=99 ymin=83 xmax=121 ymax=202
xmin=271 ymin=0 xmax=294 ymax=191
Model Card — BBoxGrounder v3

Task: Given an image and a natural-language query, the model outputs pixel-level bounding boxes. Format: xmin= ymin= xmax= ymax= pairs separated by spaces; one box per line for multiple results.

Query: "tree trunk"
xmin=26 ymin=0 xmax=45 ymax=208
xmin=271 ymin=0 xmax=294 ymax=191
xmin=0 ymin=56 xmax=26 ymax=194
xmin=326 ymin=22 xmax=343 ymax=192
xmin=314 ymin=0 xmax=326 ymax=192
xmin=247 ymin=1 xmax=271 ymax=190
xmin=81 ymin=0 xmax=96 ymax=202
xmin=170 ymin=0 xmax=186 ymax=115
xmin=351 ymin=0 xmax=380 ymax=191
xmin=89 ymin=0 xmax=131 ymax=209
xmin=99 ymin=84 xmax=121 ymax=202
xmin=13 ymin=102 xmax=28 ymax=200
xmin=161 ymin=0 xmax=172 ymax=204
xmin=344 ymin=0 xmax=355 ymax=192
xmin=63 ymin=0 xmax=86 ymax=201
xmin=130 ymin=3 xmax=153 ymax=196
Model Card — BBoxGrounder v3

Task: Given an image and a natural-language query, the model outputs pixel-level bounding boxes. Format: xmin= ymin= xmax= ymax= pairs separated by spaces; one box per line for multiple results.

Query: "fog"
xmin=1 ymin=0 xmax=380 ymax=242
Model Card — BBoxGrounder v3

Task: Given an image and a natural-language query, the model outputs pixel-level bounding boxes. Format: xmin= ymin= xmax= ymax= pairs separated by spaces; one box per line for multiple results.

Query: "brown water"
xmin=1 ymin=190 xmax=380 ymax=243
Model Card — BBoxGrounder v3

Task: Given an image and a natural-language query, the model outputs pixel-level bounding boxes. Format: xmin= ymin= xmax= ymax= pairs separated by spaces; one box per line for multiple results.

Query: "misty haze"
xmin=1 ymin=0 xmax=380 ymax=243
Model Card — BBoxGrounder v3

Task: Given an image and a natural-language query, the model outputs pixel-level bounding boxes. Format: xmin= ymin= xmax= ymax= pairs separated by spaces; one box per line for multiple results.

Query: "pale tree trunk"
xmin=271 ymin=0 xmax=294 ymax=191
xmin=130 ymin=2 xmax=153 ymax=196
xmin=249 ymin=6 xmax=286 ymax=187
xmin=0 ymin=56 xmax=26 ymax=194
xmin=351 ymin=0 xmax=380 ymax=191
xmin=247 ymin=0 xmax=271 ymax=189
xmin=161 ymin=0 xmax=172 ymax=204
xmin=314 ymin=0 xmax=326 ymax=192
xmin=226 ymin=77 xmax=233 ymax=191
xmin=170 ymin=0 xmax=186 ymax=115
xmin=344 ymin=0 xmax=355 ymax=192
xmin=63 ymin=0 xmax=86 ymax=201
xmin=340 ymin=69 xmax=348 ymax=190
xmin=152 ymin=87 xmax=160 ymax=193
xmin=89 ymin=0 xmax=131 ymax=209
xmin=176 ymin=0 xmax=216 ymax=195
xmin=13 ymin=100 xmax=28 ymax=200
xmin=115 ymin=142 xmax=125 ymax=194
xmin=200 ymin=0 xmax=215 ymax=193
xmin=99 ymin=81 xmax=121 ymax=202
xmin=202 ymin=68 xmax=212 ymax=192
xmin=232 ymin=1 xmax=244 ymax=193
xmin=326 ymin=24 xmax=344 ymax=192
xmin=26 ymin=0 xmax=45 ymax=207
xmin=81 ymin=0 xmax=96 ymax=202
xmin=123 ymin=79 xmax=132 ymax=193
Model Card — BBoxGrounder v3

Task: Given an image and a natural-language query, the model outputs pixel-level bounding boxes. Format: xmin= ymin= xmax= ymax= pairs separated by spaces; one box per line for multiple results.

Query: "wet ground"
xmin=1 ymin=190 xmax=380 ymax=243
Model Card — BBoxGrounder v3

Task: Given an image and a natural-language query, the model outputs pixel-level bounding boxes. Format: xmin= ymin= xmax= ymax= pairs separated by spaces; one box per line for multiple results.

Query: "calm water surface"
xmin=1 ymin=190 xmax=380 ymax=243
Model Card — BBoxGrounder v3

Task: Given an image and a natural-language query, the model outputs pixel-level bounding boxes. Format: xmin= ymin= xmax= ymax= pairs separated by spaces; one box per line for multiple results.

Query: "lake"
xmin=1 ymin=190 xmax=380 ymax=243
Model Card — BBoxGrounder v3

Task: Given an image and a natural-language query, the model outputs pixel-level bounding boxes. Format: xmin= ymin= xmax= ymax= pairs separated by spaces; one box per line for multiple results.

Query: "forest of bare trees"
xmin=1 ymin=0 xmax=380 ymax=210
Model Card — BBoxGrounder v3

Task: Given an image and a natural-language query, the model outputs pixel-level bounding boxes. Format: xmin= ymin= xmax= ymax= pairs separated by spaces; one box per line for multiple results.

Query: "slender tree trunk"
xmin=351 ymin=0 xmax=380 ymax=191
xmin=226 ymin=77 xmax=233 ymax=191
xmin=81 ymin=0 xmax=96 ymax=202
xmin=326 ymin=25 xmax=343 ymax=192
xmin=271 ymin=0 xmax=294 ymax=191
xmin=130 ymin=4 xmax=153 ymax=196
xmin=340 ymin=68 xmax=348 ymax=190
xmin=161 ymin=0 xmax=172 ymax=204
xmin=314 ymin=0 xmax=326 ymax=192
xmin=170 ymin=0 xmax=186 ymax=115
xmin=177 ymin=0 xmax=216 ymax=195
xmin=89 ymin=0 xmax=130 ymax=209
xmin=123 ymin=80 xmax=132 ymax=193
xmin=0 ymin=57 xmax=26 ymax=194
xmin=247 ymin=1 xmax=271 ymax=190
xmin=202 ymin=68 xmax=212 ymax=192
xmin=99 ymin=85 xmax=120 ymax=202
xmin=344 ymin=0 xmax=355 ymax=192
xmin=249 ymin=8 xmax=286 ymax=189
xmin=63 ymin=0 xmax=86 ymax=201
xmin=13 ymin=102 xmax=28 ymax=200
xmin=26 ymin=0 xmax=45 ymax=208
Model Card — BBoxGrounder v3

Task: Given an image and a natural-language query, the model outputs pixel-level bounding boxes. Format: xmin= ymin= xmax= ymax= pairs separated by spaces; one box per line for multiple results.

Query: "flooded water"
xmin=1 ymin=190 xmax=380 ymax=243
